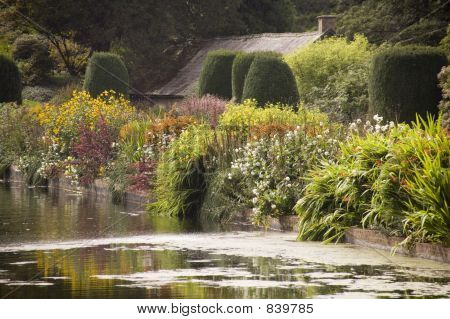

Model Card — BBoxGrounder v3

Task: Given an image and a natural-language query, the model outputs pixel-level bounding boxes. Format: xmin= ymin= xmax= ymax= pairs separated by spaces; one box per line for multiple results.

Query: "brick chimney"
xmin=317 ymin=15 xmax=336 ymax=34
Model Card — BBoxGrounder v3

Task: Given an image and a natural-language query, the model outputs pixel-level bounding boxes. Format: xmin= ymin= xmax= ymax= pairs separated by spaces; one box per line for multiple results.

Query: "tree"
xmin=338 ymin=0 xmax=450 ymax=45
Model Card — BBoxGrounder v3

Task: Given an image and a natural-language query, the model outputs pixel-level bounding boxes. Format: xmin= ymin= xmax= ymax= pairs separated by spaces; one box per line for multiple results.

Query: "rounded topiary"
xmin=232 ymin=51 xmax=281 ymax=103
xmin=198 ymin=50 xmax=238 ymax=100
xmin=0 ymin=54 xmax=22 ymax=104
xmin=368 ymin=46 xmax=447 ymax=123
xmin=83 ymin=52 xmax=129 ymax=98
xmin=242 ymin=55 xmax=299 ymax=108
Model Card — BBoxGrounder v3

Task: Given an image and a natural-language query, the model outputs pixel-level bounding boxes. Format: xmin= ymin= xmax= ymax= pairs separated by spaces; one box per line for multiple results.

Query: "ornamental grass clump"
xmin=108 ymin=115 xmax=196 ymax=199
xmin=295 ymin=115 xmax=450 ymax=247
xmin=174 ymin=95 xmax=226 ymax=128
xmin=149 ymin=124 xmax=212 ymax=217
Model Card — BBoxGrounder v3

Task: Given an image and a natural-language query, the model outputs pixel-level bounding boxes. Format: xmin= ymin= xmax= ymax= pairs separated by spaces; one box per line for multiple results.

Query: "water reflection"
xmin=0 ymin=182 xmax=449 ymax=299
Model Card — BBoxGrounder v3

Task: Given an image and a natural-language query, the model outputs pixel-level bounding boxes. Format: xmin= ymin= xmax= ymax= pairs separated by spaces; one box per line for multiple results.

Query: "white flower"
xmin=373 ymin=114 xmax=383 ymax=123
xmin=356 ymin=118 xmax=362 ymax=124
xmin=285 ymin=176 xmax=290 ymax=182
xmin=227 ymin=173 xmax=232 ymax=180
xmin=252 ymin=188 xmax=258 ymax=195
xmin=252 ymin=197 xmax=258 ymax=204
xmin=389 ymin=121 xmax=395 ymax=129
xmin=271 ymin=204 xmax=276 ymax=209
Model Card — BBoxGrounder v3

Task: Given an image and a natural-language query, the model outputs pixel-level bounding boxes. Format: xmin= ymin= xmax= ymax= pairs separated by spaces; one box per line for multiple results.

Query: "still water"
xmin=0 ymin=182 xmax=449 ymax=299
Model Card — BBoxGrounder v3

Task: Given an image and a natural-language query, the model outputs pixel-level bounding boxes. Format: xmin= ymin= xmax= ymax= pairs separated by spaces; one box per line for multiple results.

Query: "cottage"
xmin=145 ymin=15 xmax=336 ymax=105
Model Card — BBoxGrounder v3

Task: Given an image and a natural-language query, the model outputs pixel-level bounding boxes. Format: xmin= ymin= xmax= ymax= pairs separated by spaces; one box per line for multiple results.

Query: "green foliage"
xmin=198 ymin=50 xmax=238 ymax=100
xmin=232 ymin=51 xmax=281 ymax=103
xmin=296 ymin=116 xmax=450 ymax=247
xmin=440 ymin=25 xmax=450 ymax=58
xmin=337 ymin=0 xmax=450 ymax=46
xmin=237 ymin=0 xmax=297 ymax=33
xmin=242 ymin=55 xmax=299 ymax=108
xmin=12 ymin=34 xmax=53 ymax=85
xmin=368 ymin=46 xmax=447 ymax=122
xmin=0 ymin=54 xmax=22 ymax=104
xmin=0 ymin=103 xmax=45 ymax=182
xmin=218 ymin=99 xmax=328 ymax=133
xmin=438 ymin=66 xmax=450 ymax=131
xmin=286 ymin=35 xmax=373 ymax=120
xmin=149 ymin=124 xmax=212 ymax=217
xmin=83 ymin=52 xmax=130 ymax=98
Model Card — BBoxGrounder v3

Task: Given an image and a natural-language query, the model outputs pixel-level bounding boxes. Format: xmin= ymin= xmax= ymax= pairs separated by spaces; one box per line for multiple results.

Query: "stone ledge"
xmin=345 ymin=228 xmax=450 ymax=264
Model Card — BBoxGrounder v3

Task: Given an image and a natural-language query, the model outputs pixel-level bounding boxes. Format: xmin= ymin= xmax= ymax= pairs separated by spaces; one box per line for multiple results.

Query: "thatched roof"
xmin=152 ymin=31 xmax=324 ymax=96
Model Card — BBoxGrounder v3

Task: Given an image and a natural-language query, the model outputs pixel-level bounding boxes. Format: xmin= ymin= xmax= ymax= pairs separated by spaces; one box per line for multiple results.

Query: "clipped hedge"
xmin=369 ymin=46 xmax=447 ymax=122
xmin=83 ymin=52 xmax=129 ymax=98
xmin=198 ymin=50 xmax=238 ymax=100
xmin=242 ymin=55 xmax=299 ymax=108
xmin=232 ymin=51 xmax=281 ymax=103
xmin=0 ymin=54 xmax=22 ymax=104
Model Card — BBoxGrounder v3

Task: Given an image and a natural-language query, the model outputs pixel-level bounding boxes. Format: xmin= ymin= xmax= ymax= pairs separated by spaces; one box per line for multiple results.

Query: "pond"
xmin=0 ymin=182 xmax=449 ymax=299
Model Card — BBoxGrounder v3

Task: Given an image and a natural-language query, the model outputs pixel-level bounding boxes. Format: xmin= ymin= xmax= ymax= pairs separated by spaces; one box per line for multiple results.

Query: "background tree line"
xmin=0 ymin=0 xmax=448 ymax=91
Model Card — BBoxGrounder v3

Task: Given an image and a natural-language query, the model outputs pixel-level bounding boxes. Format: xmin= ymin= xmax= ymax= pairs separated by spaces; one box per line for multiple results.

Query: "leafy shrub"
xmin=0 ymin=54 xmax=22 ymax=104
xmin=49 ymin=39 xmax=90 ymax=75
xmin=368 ymin=46 xmax=447 ymax=122
xmin=231 ymin=51 xmax=281 ymax=103
xmin=242 ymin=55 xmax=299 ymax=108
xmin=22 ymin=86 xmax=55 ymax=102
xmin=70 ymin=118 xmax=116 ymax=185
xmin=295 ymin=116 xmax=450 ymax=247
xmin=12 ymin=34 xmax=53 ymax=85
xmin=83 ymin=52 xmax=130 ymax=98
xmin=35 ymin=90 xmax=135 ymax=151
xmin=174 ymin=95 xmax=227 ymax=128
xmin=218 ymin=99 xmax=328 ymax=133
xmin=286 ymin=35 xmax=373 ymax=121
xmin=149 ymin=124 xmax=212 ymax=217
xmin=0 ymin=103 xmax=46 ymax=183
xmin=438 ymin=66 xmax=450 ymax=131
xmin=198 ymin=50 xmax=238 ymax=99
xmin=224 ymin=124 xmax=342 ymax=225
